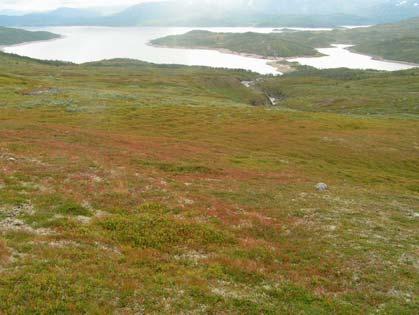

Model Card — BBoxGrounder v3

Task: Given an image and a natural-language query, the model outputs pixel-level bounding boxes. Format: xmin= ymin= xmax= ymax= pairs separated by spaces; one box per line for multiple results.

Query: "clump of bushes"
xmin=55 ymin=200 xmax=91 ymax=216
xmin=99 ymin=204 xmax=233 ymax=250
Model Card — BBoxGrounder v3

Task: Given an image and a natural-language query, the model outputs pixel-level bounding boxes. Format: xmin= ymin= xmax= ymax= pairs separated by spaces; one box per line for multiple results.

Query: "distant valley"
xmin=152 ymin=17 xmax=419 ymax=65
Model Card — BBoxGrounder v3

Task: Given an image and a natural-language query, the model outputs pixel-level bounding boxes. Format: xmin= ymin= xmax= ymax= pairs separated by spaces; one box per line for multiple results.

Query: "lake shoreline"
xmin=346 ymin=46 xmax=419 ymax=67
xmin=149 ymin=41 xmax=419 ymax=72
xmin=4 ymin=26 xmax=417 ymax=73
xmin=0 ymin=36 xmax=64 ymax=52
xmin=288 ymin=44 xmax=418 ymax=71
xmin=3 ymin=27 xmax=280 ymax=74
xmin=148 ymin=42 xmax=303 ymax=73
xmin=151 ymin=41 xmax=419 ymax=74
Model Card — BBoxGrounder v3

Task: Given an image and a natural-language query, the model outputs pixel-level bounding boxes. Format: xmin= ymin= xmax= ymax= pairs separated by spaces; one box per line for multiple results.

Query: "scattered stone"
xmin=399 ymin=253 xmax=419 ymax=270
xmin=268 ymin=96 xmax=276 ymax=106
xmin=315 ymin=183 xmax=328 ymax=192
xmin=0 ymin=203 xmax=35 ymax=218
xmin=76 ymin=215 xmax=92 ymax=224
xmin=210 ymin=281 xmax=249 ymax=300
xmin=0 ymin=203 xmax=54 ymax=235
xmin=241 ymin=81 xmax=254 ymax=88
xmin=233 ymin=220 xmax=253 ymax=230
xmin=94 ymin=242 xmax=122 ymax=255
xmin=328 ymin=225 xmax=337 ymax=231
xmin=174 ymin=251 xmax=210 ymax=264
xmin=180 ymin=198 xmax=194 ymax=205
xmin=48 ymin=240 xmax=81 ymax=249
xmin=81 ymin=200 xmax=93 ymax=210
xmin=0 ymin=218 xmax=52 ymax=235
xmin=91 ymin=175 xmax=103 ymax=183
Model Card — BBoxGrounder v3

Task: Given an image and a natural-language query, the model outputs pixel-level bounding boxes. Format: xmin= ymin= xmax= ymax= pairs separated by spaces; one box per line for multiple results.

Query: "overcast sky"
xmin=0 ymin=0 xmax=164 ymax=13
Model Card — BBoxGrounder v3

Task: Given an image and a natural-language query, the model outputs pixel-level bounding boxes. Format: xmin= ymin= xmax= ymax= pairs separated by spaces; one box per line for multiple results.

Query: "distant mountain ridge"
xmin=0 ymin=0 xmax=418 ymax=27
xmin=0 ymin=8 xmax=101 ymax=27
xmin=367 ymin=0 xmax=419 ymax=22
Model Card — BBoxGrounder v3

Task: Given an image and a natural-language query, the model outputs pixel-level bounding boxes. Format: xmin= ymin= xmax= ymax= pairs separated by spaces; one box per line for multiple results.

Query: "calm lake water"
xmin=5 ymin=26 xmax=281 ymax=74
xmin=289 ymin=44 xmax=415 ymax=71
xmin=3 ymin=27 xmax=417 ymax=74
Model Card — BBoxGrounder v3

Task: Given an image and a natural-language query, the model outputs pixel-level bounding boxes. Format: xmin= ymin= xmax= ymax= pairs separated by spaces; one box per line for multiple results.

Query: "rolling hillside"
xmin=153 ymin=17 xmax=419 ymax=64
xmin=151 ymin=30 xmax=321 ymax=58
xmin=0 ymin=50 xmax=418 ymax=313
xmin=0 ymin=26 xmax=59 ymax=46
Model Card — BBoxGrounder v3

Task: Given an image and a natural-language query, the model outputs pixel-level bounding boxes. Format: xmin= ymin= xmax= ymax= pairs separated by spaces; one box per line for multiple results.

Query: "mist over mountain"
xmin=367 ymin=0 xmax=419 ymax=22
xmin=0 ymin=7 xmax=103 ymax=27
xmin=228 ymin=0 xmax=381 ymax=15
xmin=0 ymin=0 xmax=418 ymax=27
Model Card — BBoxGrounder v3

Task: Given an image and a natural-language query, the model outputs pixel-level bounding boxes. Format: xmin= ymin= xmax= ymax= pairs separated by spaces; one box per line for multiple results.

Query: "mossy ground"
xmin=0 ymin=53 xmax=418 ymax=314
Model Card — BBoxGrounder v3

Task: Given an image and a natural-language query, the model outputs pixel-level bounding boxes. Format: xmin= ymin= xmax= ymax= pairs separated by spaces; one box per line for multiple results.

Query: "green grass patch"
xmin=99 ymin=204 xmax=233 ymax=250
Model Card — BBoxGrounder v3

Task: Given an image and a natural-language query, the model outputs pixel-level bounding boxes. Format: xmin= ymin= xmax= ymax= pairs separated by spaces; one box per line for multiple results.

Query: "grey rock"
xmin=315 ymin=183 xmax=328 ymax=192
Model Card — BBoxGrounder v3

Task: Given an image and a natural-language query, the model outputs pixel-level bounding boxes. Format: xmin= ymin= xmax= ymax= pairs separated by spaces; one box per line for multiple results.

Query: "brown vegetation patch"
xmin=0 ymin=239 xmax=10 ymax=264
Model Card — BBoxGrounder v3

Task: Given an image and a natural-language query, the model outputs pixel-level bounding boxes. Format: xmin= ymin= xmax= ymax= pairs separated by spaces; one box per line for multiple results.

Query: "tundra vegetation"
xmin=0 ymin=38 xmax=418 ymax=313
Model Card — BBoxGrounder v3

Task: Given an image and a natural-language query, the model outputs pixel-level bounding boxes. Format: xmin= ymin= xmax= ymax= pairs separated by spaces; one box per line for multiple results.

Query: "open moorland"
xmin=0 ymin=47 xmax=418 ymax=314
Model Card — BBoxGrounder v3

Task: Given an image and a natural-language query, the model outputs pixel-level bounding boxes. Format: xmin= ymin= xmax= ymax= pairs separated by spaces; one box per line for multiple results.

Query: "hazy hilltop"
xmin=0 ymin=7 xmax=102 ymax=27
xmin=0 ymin=26 xmax=59 ymax=45
xmin=194 ymin=0 xmax=419 ymax=21
xmin=0 ymin=0 xmax=419 ymax=27
xmin=224 ymin=0 xmax=384 ymax=14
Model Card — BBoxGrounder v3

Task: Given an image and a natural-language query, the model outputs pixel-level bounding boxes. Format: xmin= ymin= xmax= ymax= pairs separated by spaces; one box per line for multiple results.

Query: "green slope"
xmin=0 ymin=52 xmax=417 ymax=313
xmin=259 ymin=67 xmax=419 ymax=115
xmin=0 ymin=26 xmax=59 ymax=46
xmin=151 ymin=30 xmax=321 ymax=58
